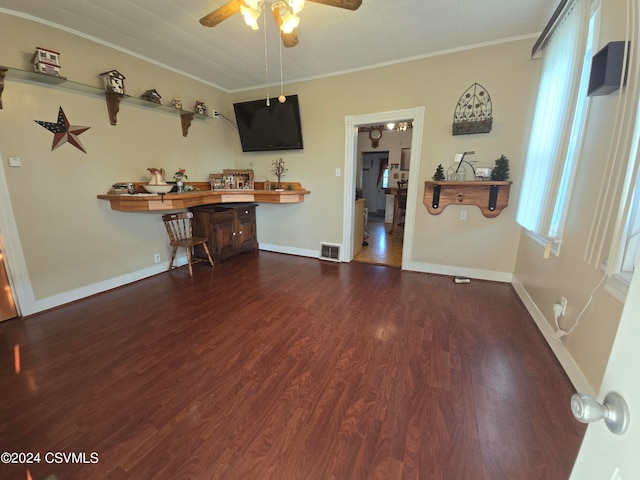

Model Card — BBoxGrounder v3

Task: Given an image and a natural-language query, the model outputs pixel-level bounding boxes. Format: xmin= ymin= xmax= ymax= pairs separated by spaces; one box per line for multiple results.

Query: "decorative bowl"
xmin=142 ymin=184 xmax=173 ymax=194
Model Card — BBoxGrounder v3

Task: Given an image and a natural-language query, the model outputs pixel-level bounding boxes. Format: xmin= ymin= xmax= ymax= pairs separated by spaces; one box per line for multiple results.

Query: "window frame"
xmin=516 ymin=0 xmax=597 ymax=256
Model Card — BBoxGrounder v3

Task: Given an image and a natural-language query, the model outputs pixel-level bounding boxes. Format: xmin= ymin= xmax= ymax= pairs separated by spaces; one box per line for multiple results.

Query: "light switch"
xmin=335 ymin=168 xmax=341 ymax=177
xmin=8 ymin=156 xmax=22 ymax=167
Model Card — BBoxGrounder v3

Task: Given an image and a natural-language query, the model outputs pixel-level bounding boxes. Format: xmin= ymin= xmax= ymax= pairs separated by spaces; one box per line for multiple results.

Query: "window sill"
xmin=604 ymin=272 xmax=630 ymax=303
xmin=523 ymin=229 xmax=562 ymax=257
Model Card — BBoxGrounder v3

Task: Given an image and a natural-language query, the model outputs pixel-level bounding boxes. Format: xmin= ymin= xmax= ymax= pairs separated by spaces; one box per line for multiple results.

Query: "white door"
xmin=570 ymin=268 xmax=640 ymax=478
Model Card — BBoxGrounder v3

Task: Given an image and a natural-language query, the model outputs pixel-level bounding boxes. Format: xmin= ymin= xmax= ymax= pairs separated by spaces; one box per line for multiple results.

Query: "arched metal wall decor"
xmin=452 ymin=83 xmax=493 ymax=135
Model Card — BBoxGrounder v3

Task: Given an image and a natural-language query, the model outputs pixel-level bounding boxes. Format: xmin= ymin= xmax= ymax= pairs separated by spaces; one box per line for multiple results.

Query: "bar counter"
xmin=98 ymin=182 xmax=310 ymax=211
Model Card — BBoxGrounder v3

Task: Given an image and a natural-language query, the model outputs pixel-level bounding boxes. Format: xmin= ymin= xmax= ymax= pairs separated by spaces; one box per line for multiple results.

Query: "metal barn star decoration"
xmin=34 ymin=106 xmax=90 ymax=153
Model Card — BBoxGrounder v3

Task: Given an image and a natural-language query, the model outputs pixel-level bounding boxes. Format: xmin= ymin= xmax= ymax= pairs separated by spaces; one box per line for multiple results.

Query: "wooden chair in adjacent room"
xmin=396 ymin=180 xmax=408 ymax=232
xmin=162 ymin=211 xmax=214 ymax=277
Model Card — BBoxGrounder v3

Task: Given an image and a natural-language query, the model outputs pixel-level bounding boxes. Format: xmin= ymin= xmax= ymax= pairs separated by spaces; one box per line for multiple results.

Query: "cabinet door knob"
xmin=239 ymin=230 xmax=242 ymax=234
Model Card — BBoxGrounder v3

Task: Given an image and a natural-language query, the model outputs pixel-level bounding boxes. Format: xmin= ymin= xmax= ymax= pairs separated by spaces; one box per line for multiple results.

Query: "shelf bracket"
xmin=424 ymin=181 xmax=511 ymax=218
xmin=180 ymin=111 xmax=194 ymax=137
xmin=0 ymin=67 xmax=7 ymax=109
xmin=105 ymin=91 xmax=123 ymax=125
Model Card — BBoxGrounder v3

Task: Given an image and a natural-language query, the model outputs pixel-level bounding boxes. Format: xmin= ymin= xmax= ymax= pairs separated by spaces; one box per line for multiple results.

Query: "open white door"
xmin=570 ymin=268 xmax=640 ymax=478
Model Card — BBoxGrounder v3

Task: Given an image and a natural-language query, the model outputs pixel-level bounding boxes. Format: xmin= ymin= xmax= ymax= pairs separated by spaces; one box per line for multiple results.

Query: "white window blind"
xmin=516 ymin=0 xmax=591 ymax=245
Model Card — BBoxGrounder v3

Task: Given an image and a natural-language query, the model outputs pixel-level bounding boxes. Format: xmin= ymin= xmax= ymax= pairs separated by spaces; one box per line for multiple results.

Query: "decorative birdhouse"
xmin=33 ymin=47 xmax=61 ymax=76
xmin=195 ymin=100 xmax=208 ymax=116
xmin=99 ymin=70 xmax=126 ymax=95
xmin=141 ymin=89 xmax=162 ymax=104
xmin=171 ymin=97 xmax=182 ymax=109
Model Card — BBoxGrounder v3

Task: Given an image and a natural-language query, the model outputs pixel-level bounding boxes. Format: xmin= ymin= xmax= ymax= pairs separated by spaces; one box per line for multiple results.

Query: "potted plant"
xmin=432 ymin=163 xmax=445 ymax=181
xmin=491 ymin=155 xmax=510 ymax=181
xmin=271 ymin=158 xmax=288 ymax=190
xmin=174 ymin=168 xmax=188 ymax=192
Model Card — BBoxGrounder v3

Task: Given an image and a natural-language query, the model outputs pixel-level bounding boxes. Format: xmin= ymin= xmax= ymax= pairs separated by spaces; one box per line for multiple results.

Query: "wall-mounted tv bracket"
xmin=423 ymin=181 xmax=511 ymax=218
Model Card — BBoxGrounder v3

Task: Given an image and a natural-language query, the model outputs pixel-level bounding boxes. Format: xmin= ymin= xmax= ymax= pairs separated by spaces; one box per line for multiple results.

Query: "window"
xmin=620 ymin=181 xmax=640 ymax=280
xmin=608 ymin=119 xmax=640 ymax=296
xmin=382 ymin=167 xmax=389 ymax=189
xmin=516 ymin=0 xmax=595 ymax=253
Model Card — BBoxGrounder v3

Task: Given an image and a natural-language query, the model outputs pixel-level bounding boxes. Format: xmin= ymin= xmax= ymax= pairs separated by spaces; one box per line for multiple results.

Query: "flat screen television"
xmin=233 ymin=95 xmax=304 ymax=152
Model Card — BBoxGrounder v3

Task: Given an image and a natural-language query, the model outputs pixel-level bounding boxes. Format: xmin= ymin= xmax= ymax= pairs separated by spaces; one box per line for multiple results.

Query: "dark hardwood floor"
xmin=0 ymin=252 xmax=585 ymax=480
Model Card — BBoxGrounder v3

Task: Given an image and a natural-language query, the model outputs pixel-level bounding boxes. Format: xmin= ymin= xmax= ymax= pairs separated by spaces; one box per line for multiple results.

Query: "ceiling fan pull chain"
xmin=263 ymin=1 xmax=270 ymax=106
xmin=278 ymin=33 xmax=286 ymax=103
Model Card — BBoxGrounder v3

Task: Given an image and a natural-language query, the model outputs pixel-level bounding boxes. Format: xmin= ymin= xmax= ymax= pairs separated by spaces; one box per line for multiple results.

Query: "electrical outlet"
xmin=154 ymin=253 xmax=161 ymax=264
xmin=460 ymin=210 xmax=467 ymax=220
xmin=560 ymin=297 xmax=568 ymax=315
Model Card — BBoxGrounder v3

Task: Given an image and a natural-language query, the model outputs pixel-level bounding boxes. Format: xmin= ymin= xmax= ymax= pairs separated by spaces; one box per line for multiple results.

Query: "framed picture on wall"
xmin=401 ymin=148 xmax=411 ymax=171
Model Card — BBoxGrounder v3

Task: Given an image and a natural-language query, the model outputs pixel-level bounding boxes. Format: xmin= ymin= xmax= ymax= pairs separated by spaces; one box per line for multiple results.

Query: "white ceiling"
xmin=0 ymin=0 xmax=558 ymax=92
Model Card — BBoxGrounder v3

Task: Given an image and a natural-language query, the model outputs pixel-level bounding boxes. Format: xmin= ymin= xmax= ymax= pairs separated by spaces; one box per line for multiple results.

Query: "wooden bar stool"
xmin=162 ymin=211 xmax=214 ymax=277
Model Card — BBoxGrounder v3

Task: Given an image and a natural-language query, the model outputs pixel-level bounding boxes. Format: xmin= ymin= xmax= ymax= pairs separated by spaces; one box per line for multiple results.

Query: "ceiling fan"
xmin=199 ymin=0 xmax=362 ymax=48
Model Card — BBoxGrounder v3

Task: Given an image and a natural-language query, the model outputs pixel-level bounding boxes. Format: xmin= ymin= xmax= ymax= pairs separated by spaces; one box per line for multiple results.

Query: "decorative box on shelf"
xmin=141 ymin=89 xmax=162 ymax=104
xmin=99 ymin=69 xmax=126 ymax=94
xmin=33 ymin=47 xmax=62 ymax=76
xmin=209 ymin=170 xmax=255 ymax=190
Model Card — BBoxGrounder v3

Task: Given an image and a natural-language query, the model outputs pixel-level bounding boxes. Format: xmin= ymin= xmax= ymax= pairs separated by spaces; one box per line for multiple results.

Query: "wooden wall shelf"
xmin=98 ymin=182 xmax=310 ymax=211
xmin=0 ymin=66 xmax=215 ymax=135
xmin=424 ymin=181 xmax=511 ymax=218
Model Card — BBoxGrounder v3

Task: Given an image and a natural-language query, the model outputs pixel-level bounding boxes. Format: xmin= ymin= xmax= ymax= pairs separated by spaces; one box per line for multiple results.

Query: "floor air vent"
xmin=320 ymin=243 xmax=340 ymax=262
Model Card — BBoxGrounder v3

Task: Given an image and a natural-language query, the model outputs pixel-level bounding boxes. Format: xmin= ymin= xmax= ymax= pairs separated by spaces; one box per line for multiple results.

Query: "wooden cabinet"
xmin=190 ymin=203 xmax=258 ymax=263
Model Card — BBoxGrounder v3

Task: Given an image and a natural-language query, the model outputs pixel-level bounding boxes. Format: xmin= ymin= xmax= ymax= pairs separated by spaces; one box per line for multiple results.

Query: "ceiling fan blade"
xmin=199 ymin=0 xmax=245 ymax=27
xmin=307 ymin=0 xmax=362 ymax=10
xmin=271 ymin=5 xmax=300 ymax=47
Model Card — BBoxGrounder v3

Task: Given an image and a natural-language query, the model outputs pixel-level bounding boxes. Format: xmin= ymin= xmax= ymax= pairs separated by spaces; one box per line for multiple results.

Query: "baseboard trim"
xmin=31 ymin=256 xmax=187 ymax=315
xmin=511 ymin=274 xmax=596 ymax=397
xmin=405 ymin=260 xmax=514 ymax=283
xmin=259 ymin=243 xmax=320 ymax=259
xmin=31 ymin=247 xmax=319 ymax=315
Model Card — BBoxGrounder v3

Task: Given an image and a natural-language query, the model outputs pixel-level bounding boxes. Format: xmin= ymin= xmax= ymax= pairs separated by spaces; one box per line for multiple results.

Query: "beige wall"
xmin=231 ymin=39 xmax=541 ymax=274
xmin=0 ymin=14 xmax=234 ymax=302
xmin=513 ymin=0 xmax=629 ymax=392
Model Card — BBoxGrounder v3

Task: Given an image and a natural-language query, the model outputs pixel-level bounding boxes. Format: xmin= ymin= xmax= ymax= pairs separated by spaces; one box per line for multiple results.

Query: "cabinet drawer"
xmin=236 ymin=206 xmax=255 ymax=221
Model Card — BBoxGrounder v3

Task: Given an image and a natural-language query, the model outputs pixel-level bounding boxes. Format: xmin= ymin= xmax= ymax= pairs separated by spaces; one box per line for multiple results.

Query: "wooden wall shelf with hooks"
xmin=423 ymin=181 xmax=511 ymax=218
xmin=0 ymin=66 xmax=215 ymax=136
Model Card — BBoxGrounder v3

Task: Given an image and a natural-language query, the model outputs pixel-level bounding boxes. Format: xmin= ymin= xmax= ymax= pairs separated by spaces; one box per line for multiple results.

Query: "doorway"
xmin=0 ymin=241 xmax=18 ymax=321
xmin=354 ymin=150 xmax=403 ymax=267
xmin=341 ymin=107 xmax=425 ymax=268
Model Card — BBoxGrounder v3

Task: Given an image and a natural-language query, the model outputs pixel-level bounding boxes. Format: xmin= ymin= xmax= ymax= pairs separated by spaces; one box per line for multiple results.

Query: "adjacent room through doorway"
xmin=352 ymin=123 xmax=413 ymax=268
xmin=341 ymin=106 xmax=424 ymax=267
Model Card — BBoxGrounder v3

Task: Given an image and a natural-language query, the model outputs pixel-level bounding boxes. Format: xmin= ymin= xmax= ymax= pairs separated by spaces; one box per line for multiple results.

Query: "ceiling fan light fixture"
xmin=287 ymin=0 xmax=305 ymax=15
xmin=272 ymin=2 xmax=299 ymax=34
xmin=241 ymin=0 xmax=262 ymax=30
xmin=279 ymin=11 xmax=299 ymax=33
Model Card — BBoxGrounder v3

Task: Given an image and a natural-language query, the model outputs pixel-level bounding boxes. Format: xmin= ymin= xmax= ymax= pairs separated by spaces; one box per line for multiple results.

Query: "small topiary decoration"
xmin=432 ymin=163 xmax=445 ymax=181
xmin=491 ymin=155 xmax=510 ymax=181
xmin=271 ymin=157 xmax=288 ymax=189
